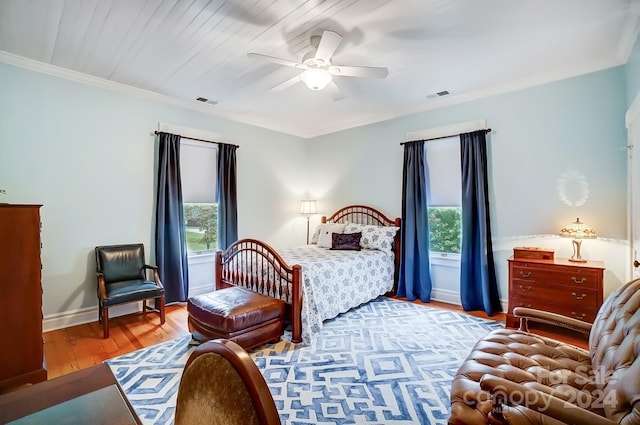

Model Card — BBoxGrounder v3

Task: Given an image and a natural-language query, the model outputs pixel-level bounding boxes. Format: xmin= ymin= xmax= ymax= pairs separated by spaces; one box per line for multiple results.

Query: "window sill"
xmin=187 ymin=251 xmax=216 ymax=264
xmin=430 ymin=252 xmax=460 ymax=267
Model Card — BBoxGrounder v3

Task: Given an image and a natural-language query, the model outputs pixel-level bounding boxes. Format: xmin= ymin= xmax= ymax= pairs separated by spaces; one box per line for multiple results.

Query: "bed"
xmin=214 ymin=205 xmax=401 ymax=344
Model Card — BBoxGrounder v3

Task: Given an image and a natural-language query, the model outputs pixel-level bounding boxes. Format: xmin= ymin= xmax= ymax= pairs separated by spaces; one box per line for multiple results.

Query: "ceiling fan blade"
xmin=270 ymin=74 xmax=302 ymax=92
xmin=247 ymin=53 xmax=305 ymax=69
xmin=326 ymin=80 xmax=344 ymax=101
xmin=315 ymin=30 xmax=342 ymax=64
xmin=330 ymin=65 xmax=389 ymax=79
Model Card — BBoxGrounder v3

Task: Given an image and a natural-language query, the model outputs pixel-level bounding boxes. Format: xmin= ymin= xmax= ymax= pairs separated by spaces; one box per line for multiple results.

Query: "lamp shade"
xmin=300 ymin=200 xmax=317 ymax=215
xmin=559 ymin=217 xmax=596 ymax=262
xmin=300 ymin=69 xmax=332 ymax=91
xmin=559 ymin=218 xmax=596 ymax=239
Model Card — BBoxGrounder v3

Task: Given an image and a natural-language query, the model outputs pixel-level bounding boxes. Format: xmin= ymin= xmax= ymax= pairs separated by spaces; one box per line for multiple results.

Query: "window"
xmin=425 ymin=137 xmax=461 ymax=255
xmin=428 ymin=206 xmax=461 ymax=253
xmin=184 ymin=203 xmax=218 ymax=252
xmin=180 ymin=140 xmax=218 ymax=254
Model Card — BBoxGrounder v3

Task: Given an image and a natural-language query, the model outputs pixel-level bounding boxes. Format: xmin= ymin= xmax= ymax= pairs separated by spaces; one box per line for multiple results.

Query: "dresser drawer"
xmin=510 ymin=279 xmax=599 ymax=307
xmin=507 ymin=257 xmax=604 ymax=327
xmin=510 ymin=296 xmax=598 ymax=323
xmin=511 ymin=264 xmax=600 ymax=289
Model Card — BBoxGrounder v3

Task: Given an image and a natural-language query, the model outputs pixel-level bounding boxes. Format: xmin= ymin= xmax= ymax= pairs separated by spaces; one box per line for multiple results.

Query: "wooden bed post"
xmin=291 ymin=264 xmax=302 ymax=343
xmin=215 ymin=250 xmax=223 ymax=290
xmin=393 ymin=217 xmax=402 ymax=294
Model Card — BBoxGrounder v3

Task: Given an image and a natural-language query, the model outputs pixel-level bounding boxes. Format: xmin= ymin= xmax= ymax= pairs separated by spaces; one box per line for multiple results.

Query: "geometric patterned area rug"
xmin=107 ymin=297 xmax=503 ymax=425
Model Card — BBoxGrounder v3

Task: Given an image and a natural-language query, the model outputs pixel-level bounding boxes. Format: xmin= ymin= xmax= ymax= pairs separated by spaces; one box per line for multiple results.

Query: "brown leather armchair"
xmin=449 ymin=277 xmax=640 ymax=425
xmin=95 ymin=243 xmax=165 ymax=339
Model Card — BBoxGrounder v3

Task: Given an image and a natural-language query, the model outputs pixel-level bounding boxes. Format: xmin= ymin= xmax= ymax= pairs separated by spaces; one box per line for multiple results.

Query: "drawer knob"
xmin=519 ymin=271 xmax=532 ymax=278
xmin=572 ymin=292 xmax=587 ymax=300
xmin=519 ymin=285 xmax=532 ymax=292
xmin=571 ymin=312 xmax=587 ymax=319
xmin=571 ymin=276 xmax=587 ymax=284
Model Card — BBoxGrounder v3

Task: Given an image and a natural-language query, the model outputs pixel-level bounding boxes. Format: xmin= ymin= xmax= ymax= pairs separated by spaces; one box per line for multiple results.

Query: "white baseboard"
xmin=189 ymin=283 xmax=215 ymax=297
xmin=430 ymin=288 xmax=461 ymax=305
xmin=431 ymin=288 xmax=508 ymax=315
xmin=44 ymin=285 xmax=505 ymax=332
xmin=43 ymin=283 xmax=216 ymax=333
xmin=43 ymin=303 xmax=141 ymax=333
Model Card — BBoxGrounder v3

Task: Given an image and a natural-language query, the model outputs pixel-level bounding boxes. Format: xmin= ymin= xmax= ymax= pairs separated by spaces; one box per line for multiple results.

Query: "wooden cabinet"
xmin=0 ymin=204 xmax=47 ymax=391
xmin=507 ymin=256 xmax=604 ymax=329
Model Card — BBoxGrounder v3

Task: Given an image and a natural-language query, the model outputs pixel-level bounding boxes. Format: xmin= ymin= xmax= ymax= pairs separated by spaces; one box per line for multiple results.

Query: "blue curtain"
xmin=217 ymin=143 xmax=238 ymax=250
xmin=397 ymin=141 xmax=432 ymax=301
xmin=155 ymin=132 xmax=189 ymax=303
xmin=459 ymin=130 xmax=502 ymax=315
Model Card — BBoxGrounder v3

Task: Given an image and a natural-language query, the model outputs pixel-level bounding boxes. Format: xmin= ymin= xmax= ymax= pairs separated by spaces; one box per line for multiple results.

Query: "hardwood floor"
xmin=43 ymin=298 xmax=589 ymax=380
xmin=399 ymin=298 xmax=589 ymax=350
xmin=43 ymin=304 xmax=190 ymax=379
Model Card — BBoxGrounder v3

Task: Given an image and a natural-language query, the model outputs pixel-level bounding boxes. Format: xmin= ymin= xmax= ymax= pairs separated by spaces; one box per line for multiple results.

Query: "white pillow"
xmin=316 ymin=223 xmax=347 ymax=248
xmin=310 ymin=225 xmax=322 ymax=244
xmin=344 ymin=224 xmax=399 ymax=253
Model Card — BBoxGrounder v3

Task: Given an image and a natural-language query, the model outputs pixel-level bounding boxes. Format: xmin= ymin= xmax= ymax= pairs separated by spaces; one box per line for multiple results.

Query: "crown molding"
xmin=302 ymin=60 xmax=623 ymax=139
xmin=618 ymin=1 xmax=640 ymax=62
xmin=0 ymin=49 xmax=628 ymax=140
xmin=0 ymin=50 xmax=303 ymax=136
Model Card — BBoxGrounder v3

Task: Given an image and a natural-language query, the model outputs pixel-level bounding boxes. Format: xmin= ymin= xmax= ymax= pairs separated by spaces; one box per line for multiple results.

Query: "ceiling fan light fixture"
xmin=300 ymin=69 xmax=332 ymax=91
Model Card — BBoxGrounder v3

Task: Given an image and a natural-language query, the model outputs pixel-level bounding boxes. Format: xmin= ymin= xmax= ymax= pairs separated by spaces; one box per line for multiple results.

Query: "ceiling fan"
xmin=247 ymin=30 xmax=389 ymax=100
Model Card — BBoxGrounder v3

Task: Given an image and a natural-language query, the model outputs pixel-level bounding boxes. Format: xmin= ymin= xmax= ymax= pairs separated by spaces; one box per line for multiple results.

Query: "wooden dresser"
xmin=0 ymin=204 xmax=47 ymax=391
xmin=507 ymin=256 xmax=605 ymax=329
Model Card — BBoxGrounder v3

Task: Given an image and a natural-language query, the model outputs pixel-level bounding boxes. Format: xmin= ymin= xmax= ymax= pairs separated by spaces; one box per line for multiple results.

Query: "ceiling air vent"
xmin=426 ymin=90 xmax=450 ymax=100
xmin=196 ymin=97 xmax=218 ymax=105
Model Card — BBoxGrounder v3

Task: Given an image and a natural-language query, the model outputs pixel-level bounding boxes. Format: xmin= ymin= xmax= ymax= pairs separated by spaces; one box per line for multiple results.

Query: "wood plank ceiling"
xmin=0 ymin=0 xmax=638 ymax=137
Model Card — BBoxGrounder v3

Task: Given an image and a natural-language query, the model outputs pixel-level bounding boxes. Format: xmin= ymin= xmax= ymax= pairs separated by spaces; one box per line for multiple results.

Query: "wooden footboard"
xmin=215 ymin=205 xmax=401 ymax=344
xmin=215 ymin=238 xmax=303 ymax=342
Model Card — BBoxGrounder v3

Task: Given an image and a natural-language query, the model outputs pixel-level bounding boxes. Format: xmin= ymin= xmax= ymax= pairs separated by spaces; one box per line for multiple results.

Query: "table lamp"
xmin=300 ymin=200 xmax=317 ymax=244
xmin=559 ymin=217 xmax=596 ymax=262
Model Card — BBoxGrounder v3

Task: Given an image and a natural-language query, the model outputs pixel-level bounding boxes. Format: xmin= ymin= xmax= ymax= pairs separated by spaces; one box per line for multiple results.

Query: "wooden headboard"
xmin=321 ymin=204 xmax=401 ymax=228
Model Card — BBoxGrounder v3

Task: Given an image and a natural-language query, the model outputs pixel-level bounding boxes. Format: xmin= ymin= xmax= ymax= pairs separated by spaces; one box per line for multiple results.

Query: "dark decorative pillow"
xmin=331 ymin=232 xmax=362 ymax=251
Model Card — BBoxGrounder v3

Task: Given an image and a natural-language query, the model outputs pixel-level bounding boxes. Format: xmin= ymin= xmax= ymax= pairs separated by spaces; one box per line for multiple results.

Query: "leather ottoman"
xmin=187 ymin=286 xmax=285 ymax=350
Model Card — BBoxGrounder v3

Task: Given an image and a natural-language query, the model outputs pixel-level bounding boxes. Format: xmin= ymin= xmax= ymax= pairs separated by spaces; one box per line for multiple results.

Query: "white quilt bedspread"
xmin=277 ymin=245 xmax=395 ymax=343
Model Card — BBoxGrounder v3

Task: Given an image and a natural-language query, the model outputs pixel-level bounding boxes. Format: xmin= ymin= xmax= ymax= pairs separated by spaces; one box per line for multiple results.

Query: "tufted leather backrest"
xmin=449 ymin=278 xmax=640 ymax=425
xmin=589 ymin=277 xmax=640 ymax=423
xmin=95 ymin=244 xmax=146 ymax=284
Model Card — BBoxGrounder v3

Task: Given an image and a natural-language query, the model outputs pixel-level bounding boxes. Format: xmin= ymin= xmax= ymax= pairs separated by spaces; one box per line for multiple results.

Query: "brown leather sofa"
xmin=449 ymin=277 xmax=640 ymax=425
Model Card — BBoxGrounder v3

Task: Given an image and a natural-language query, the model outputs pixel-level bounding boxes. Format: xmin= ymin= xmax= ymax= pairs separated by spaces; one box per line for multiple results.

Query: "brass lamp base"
xmin=568 ymin=239 xmax=587 ymax=262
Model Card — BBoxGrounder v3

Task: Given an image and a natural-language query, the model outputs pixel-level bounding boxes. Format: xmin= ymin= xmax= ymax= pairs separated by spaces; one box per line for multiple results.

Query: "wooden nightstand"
xmin=506 ymin=256 xmax=605 ymax=329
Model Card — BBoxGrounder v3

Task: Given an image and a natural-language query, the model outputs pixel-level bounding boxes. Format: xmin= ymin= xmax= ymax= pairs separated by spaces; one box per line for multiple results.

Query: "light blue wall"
xmin=0 ymin=51 xmax=635 ymax=323
xmin=0 ymin=62 xmax=307 ymax=319
xmin=308 ymin=66 xmax=629 ymax=304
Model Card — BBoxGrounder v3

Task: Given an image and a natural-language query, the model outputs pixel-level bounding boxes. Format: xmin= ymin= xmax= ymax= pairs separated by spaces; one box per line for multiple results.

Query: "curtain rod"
xmin=400 ymin=128 xmax=491 ymax=145
xmin=154 ymin=131 xmax=239 ymax=148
